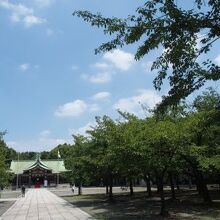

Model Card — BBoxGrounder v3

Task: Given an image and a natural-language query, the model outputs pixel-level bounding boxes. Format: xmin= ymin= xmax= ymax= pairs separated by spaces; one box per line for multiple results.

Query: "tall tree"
xmin=180 ymin=89 xmax=220 ymax=203
xmin=65 ymin=135 xmax=91 ymax=195
xmin=141 ymin=117 xmax=182 ymax=215
xmin=88 ymin=116 xmax=120 ymax=200
xmin=112 ymin=113 xmax=143 ymax=196
xmin=0 ymin=132 xmax=10 ymax=189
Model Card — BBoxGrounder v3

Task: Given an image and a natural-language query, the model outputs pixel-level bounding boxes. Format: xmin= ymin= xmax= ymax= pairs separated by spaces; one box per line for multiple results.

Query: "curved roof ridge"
xmin=24 ymin=155 xmax=52 ymax=171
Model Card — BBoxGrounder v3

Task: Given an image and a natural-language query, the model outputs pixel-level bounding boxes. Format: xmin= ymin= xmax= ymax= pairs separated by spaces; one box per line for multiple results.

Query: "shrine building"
xmin=10 ymin=155 xmax=68 ymax=188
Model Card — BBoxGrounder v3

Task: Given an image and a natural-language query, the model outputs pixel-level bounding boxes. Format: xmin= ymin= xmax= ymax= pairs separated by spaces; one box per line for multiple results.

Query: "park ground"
xmin=1 ymin=186 xmax=220 ymax=219
xmin=54 ymin=186 xmax=220 ymax=220
xmin=0 ymin=190 xmax=20 ymax=216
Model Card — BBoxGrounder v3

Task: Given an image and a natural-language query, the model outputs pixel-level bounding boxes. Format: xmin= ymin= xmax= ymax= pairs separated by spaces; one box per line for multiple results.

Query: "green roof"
xmin=24 ymin=157 xmax=52 ymax=172
xmin=10 ymin=158 xmax=68 ymax=174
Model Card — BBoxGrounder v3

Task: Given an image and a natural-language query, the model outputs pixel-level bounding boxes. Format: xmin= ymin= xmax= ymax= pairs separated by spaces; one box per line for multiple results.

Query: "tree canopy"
xmin=0 ymin=132 xmax=15 ymax=188
xmin=63 ymin=88 xmax=220 ymax=215
xmin=73 ymin=0 xmax=220 ymax=111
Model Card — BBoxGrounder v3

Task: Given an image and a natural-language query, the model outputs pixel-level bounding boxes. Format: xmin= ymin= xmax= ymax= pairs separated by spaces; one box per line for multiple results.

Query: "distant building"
xmin=10 ymin=154 xmax=68 ymax=188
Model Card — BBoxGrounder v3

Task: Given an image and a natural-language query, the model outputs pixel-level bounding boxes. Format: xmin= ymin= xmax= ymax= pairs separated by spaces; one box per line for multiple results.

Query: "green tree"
xmin=193 ymin=87 xmax=220 ymax=112
xmin=49 ymin=143 xmax=72 ymax=159
xmin=0 ymin=152 xmax=8 ymax=190
xmin=73 ymin=0 xmax=220 ymax=110
xmin=141 ymin=117 xmax=182 ymax=215
xmin=65 ymin=135 xmax=93 ymax=195
xmin=180 ymin=89 xmax=220 ymax=203
xmin=116 ymin=113 xmax=146 ymax=196
xmin=0 ymin=132 xmax=10 ymax=190
xmin=87 ymin=116 xmax=120 ymax=200
xmin=19 ymin=152 xmax=36 ymax=160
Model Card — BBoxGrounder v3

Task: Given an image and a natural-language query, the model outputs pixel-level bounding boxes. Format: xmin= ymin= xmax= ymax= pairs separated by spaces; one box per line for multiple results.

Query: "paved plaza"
xmin=0 ymin=188 xmax=94 ymax=220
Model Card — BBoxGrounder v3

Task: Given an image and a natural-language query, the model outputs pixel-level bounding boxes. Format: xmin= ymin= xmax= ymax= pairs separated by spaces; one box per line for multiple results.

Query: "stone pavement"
xmin=0 ymin=188 xmax=94 ymax=220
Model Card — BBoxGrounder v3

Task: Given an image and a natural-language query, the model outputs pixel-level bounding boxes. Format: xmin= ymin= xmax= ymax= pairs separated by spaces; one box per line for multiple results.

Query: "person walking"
xmin=71 ymin=184 xmax=75 ymax=194
xmin=21 ymin=185 xmax=25 ymax=197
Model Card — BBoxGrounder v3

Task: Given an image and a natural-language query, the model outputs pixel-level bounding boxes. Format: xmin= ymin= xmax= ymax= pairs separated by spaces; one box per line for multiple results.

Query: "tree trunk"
xmin=194 ymin=171 xmax=211 ymax=203
xmin=182 ymin=154 xmax=212 ymax=203
xmin=156 ymin=178 xmax=160 ymax=193
xmin=218 ymin=175 xmax=220 ymax=189
xmin=106 ymin=185 xmax=109 ymax=195
xmin=175 ymin=175 xmax=180 ymax=191
xmin=104 ymin=177 xmax=109 ymax=194
xmin=144 ymin=174 xmax=152 ymax=197
xmin=157 ymin=175 xmax=169 ymax=216
xmin=191 ymin=167 xmax=211 ymax=203
xmin=188 ymin=177 xmax=192 ymax=189
xmin=78 ymin=183 xmax=82 ymax=195
xmin=109 ymin=184 xmax=113 ymax=200
xmin=109 ymin=175 xmax=113 ymax=201
xmin=129 ymin=178 xmax=133 ymax=196
xmin=169 ymin=172 xmax=176 ymax=199
xmin=195 ymin=178 xmax=202 ymax=195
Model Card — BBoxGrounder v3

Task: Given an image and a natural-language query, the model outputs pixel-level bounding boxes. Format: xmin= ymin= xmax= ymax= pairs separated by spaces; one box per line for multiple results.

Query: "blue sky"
xmin=0 ymin=0 xmax=219 ymax=152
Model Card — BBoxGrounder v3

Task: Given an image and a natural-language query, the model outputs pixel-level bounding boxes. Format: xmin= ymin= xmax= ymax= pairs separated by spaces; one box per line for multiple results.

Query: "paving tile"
xmin=1 ymin=216 xmax=15 ymax=220
xmin=27 ymin=217 xmax=39 ymax=220
xmin=14 ymin=216 xmax=26 ymax=220
xmin=40 ymin=217 xmax=51 ymax=219
xmin=1 ymin=188 xmax=94 ymax=220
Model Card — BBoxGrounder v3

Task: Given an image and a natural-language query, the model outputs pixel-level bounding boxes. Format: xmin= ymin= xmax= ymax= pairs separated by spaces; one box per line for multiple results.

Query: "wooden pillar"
xmin=16 ymin=174 xmax=19 ymax=189
xmin=57 ymin=173 xmax=59 ymax=186
xmin=29 ymin=174 xmax=31 ymax=188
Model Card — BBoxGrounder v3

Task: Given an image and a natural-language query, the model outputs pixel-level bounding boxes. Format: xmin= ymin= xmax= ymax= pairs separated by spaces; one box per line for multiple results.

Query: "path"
xmin=0 ymin=188 xmax=94 ymax=220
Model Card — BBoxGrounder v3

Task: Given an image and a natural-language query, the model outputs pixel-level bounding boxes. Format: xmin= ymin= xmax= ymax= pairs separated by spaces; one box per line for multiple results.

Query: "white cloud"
xmin=196 ymin=33 xmax=207 ymax=50
xmin=54 ymin=94 xmax=102 ymax=118
xmin=54 ymin=99 xmax=87 ymax=117
xmin=0 ymin=1 xmax=33 ymax=14
xmin=38 ymin=137 xmax=68 ymax=148
xmin=142 ymin=61 xmax=154 ymax=73
xmin=7 ymin=137 xmax=70 ymax=152
xmin=19 ymin=63 xmax=39 ymax=72
xmin=81 ymin=72 xmax=112 ymax=84
xmin=214 ymin=54 xmax=220 ymax=66
xmin=19 ymin=63 xmax=30 ymax=72
xmin=93 ymin=62 xmax=111 ymax=71
xmin=80 ymin=74 xmax=88 ymax=80
xmin=82 ymin=61 xmax=113 ymax=84
xmin=89 ymin=104 xmax=101 ymax=112
xmin=6 ymin=141 xmax=18 ymax=150
xmin=7 ymin=129 xmax=71 ymax=152
xmin=46 ymin=28 xmax=65 ymax=37
xmin=103 ymin=49 xmax=135 ymax=71
xmin=0 ymin=0 xmax=46 ymax=27
xmin=114 ymin=89 xmax=161 ymax=115
xmin=69 ymin=122 xmax=96 ymax=136
xmin=23 ymin=15 xmax=45 ymax=27
xmin=82 ymin=49 xmax=134 ymax=85
xmin=90 ymin=72 xmax=112 ymax=83
xmin=92 ymin=91 xmax=111 ymax=101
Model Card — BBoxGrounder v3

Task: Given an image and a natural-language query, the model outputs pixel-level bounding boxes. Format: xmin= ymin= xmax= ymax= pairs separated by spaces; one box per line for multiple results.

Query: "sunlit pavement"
xmin=0 ymin=188 xmax=93 ymax=220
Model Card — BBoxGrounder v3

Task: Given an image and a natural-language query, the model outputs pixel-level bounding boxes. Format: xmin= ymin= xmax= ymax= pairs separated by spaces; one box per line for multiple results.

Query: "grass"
xmin=61 ymin=189 xmax=220 ymax=219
